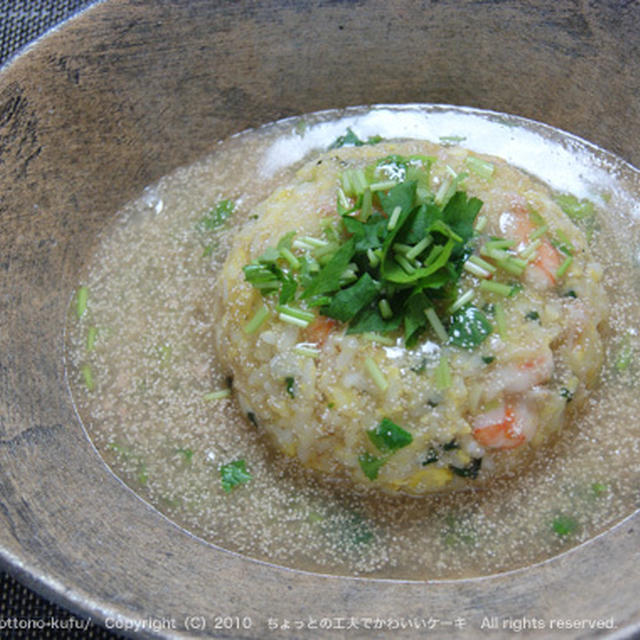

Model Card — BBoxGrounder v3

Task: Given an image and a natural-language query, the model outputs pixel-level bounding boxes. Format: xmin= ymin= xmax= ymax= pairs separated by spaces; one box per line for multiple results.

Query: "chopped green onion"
xmin=204 ymin=389 xmax=231 ymax=401
xmin=86 ymin=326 xmax=98 ymax=352
xmin=394 ymin=254 xmax=416 ymax=274
xmin=337 ymin=187 xmax=350 ymax=210
xmin=479 ymin=280 xmax=514 ymax=297
xmin=293 ymin=236 xmax=329 ymax=249
xmin=279 ymin=247 xmax=300 ymax=270
xmin=387 ymin=205 xmax=402 ymax=230
xmin=468 ymin=255 xmax=496 ymax=273
xmin=293 ymin=343 xmax=321 ymax=357
xmin=406 ymin=235 xmax=433 ymax=260
xmin=465 ymin=156 xmax=494 ymax=179
xmin=378 ymin=299 xmax=393 ymax=319
xmin=369 ymin=180 xmax=397 ymax=192
xmin=494 ymin=256 xmax=526 ymax=276
xmin=76 ymin=286 xmax=88 ymax=319
xmin=80 ymin=364 xmax=94 ymax=391
xmin=434 ymin=353 xmax=451 ymax=390
xmin=519 ymin=238 xmax=542 ymax=260
xmin=555 ymin=256 xmax=573 ymax=279
xmin=365 ymin=356 xmax=388 ymax=392
xmin=484 ymin=238 xmax=515 ymax=251
xmin=361 ymin=332 xmax=395 ymax=346
xmin=367 ymin=248 xmax=380 ymax=268
xmin=529 ymin=224 xmax=549 ymax=241
xmin=463 ymin=260 xmax=491 ymax=278
xmin=341 ymin=168 xmax=368 ymax=197
xmin=244 ymin=305 xmax=270 ymax=334
xmin=279 ymin=313 xmax=311 ymax=328
xmin=449 ymin=289 xmax=474 ymax=313
xmin=393 ymin=242 xmax=413 ymax=255
xmin=495 ymin=303 xmax=506 ymax=338
xmin=424 ymin=308 xmax=449 ymax=343
xmin=276 ymin=305 xmax=315 ymax=322
xmin=615 ymin=337 xmax=633 ymax=372
xmin=474 ymin=214 xmax=488 ymax=232
xmin=361 ymin=187 xmax=373 ymax=220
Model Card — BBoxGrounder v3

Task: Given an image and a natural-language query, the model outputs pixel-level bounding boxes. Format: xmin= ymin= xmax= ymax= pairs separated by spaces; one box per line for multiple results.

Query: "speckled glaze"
xmin=0 ymin=1 xmax=638 ymax=638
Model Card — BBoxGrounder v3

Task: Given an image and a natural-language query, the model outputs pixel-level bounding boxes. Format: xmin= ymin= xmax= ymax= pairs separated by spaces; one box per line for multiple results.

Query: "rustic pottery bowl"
xmin=1 ymin=1 xmax=639 ymax=638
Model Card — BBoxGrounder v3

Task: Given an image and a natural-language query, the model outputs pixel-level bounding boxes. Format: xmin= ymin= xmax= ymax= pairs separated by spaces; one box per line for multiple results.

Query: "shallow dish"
xmin=1 ymin=1 xmax=639 ymax=637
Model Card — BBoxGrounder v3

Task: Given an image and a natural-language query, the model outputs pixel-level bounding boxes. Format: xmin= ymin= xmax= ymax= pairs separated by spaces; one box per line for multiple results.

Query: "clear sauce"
xmin=65 ymin=105 xmax=640 ymax=580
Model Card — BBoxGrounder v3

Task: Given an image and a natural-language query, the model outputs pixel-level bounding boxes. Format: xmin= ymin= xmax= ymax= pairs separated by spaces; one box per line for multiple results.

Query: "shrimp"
xmin=303 ymin=315 xmax=338 ymax=347
xmin=495 ymin=350 xmax=554 ymax=394
xmin=472 ymin=398 xmax=537 ymax=450
xmin=499 ymin=202 xmax=562 ymax=289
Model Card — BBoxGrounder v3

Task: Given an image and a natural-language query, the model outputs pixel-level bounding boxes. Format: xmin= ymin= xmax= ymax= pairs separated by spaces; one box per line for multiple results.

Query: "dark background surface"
xmin=1 ymin=6 xmax=122 ymax=639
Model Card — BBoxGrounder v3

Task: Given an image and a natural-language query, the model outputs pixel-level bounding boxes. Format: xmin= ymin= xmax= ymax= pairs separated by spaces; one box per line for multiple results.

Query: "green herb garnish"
xmin=242 ymin=155 xmax=487 ymax=348
xmin=76 ymin=286 xmax=88 ymax=319
xmin=552 ymin=514 xmax=578 ymax=537
xmin=559 ymin=387 xmax=574 ymax=402
xmin=285 ymin=376 xmax=295 ymax=398
xmin=448 ymin=305 xmax=493 ymax=349
xmin=525 ymin=310 xmax=541 ymax=322
xmin=328 ymin=128 xmax=383 ymax=149
xmin=450 ymin=457 xmax=482 ymax=479
xmin=358 ymin=452 xmax=386 ymax=480
xmin=367 ymin=417 xmax=413 ymax=453
xmin=199 ymin=199 xmax=235 ymax=231
xmin=220 ymin=459 xmax=252 ymax=492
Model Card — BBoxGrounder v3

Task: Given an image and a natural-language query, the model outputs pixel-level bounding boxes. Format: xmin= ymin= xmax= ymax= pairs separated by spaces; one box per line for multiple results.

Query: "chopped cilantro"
xmin=591 ymin=482 xmax=608 ymax=497
xmin=285 ymin=376 xmax=295 ymax=398
xmin=448 ymin=306 xmax=493 ymax=349
xmin=358 ymin=452 xmax=386 ymax=480
xmin=367 ymin=417 xmax=413 ymax=453
xmin=220 ymin=459 xmax=252 ymax=492
xmin=481 ymin=355 xmax=495 ymax=365
xmin=450 ymin=458 xmax=482 ymax=479
xmin=328 ymin=128 xmax=383 ymax=149
xmin=199 ymin=199 xmax=234 ymax=231
xmin=442 ymin=439 xmax=459 ymax=451
xmin=559 ymin=387 xmax=574 ymax=402
xmin=525 ymin=310 xmax=541 ymax=322
xmin=422 ymin=448 xmax=439 ymax=465
xmin=551 ymin=514 xmax=578 ymax=537
xmin=247 ymin=412 xmax=258 ymax=428
xmin=176 ymin=448 xmax=193 ymax=463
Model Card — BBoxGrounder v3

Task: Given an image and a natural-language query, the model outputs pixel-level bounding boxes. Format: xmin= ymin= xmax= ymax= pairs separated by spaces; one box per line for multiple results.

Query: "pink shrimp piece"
xmin=499 ymin=203 xmax=562 ymax=289
xmin=303 ymin=315 xmax=338 ymax=347
xmin=472 ymin=399 xmax=537 ymax=450
xmin=499 ymin=351 xmax=554 ymax=393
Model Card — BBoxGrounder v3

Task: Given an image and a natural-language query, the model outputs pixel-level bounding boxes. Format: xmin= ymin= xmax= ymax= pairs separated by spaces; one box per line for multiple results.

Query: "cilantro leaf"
xmin=448 ymin=305 xmax=493 ymax=349
xmin=442 ymin=191 xmax=482 ymax=245
xmin=378 ymin=180 xmax=417 ymax=217
xmin=199 ymin=199 xmax=234 ymax=231
xmin=346 ymin=306 xmax=402 ymax=334
xmin=358 ymin=452 xmax=386 ymax=480
xmin=329 ymin=128 xmax=365 ymax=149
xmin=323 ymin=273 xmax=379 ymax=322
xmin=367 ymin=417 xmax=413 ymax=453
xmin=300 ymin=237 xmax=355 ymax=299
xmin=328 ymin=128 xmax=383 ymax=150
xmin=220 ymin=459 xmax=252 ymax=492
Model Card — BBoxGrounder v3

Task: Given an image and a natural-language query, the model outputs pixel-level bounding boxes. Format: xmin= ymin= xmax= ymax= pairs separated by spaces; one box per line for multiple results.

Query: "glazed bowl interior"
xmin=0 ymin=1 xmax=638 ymax=637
